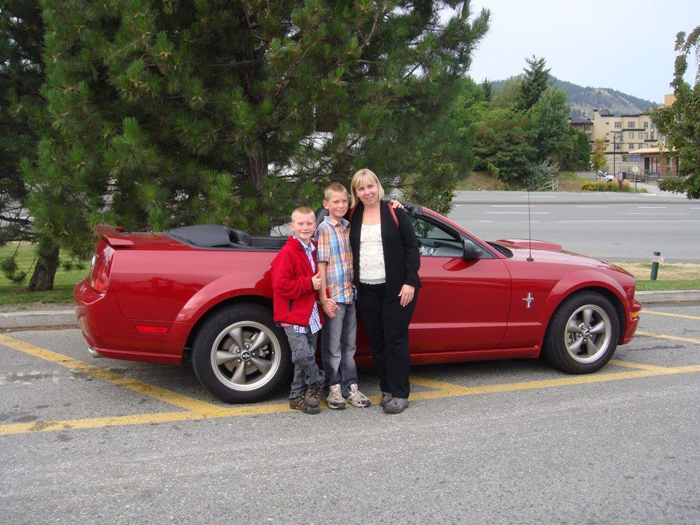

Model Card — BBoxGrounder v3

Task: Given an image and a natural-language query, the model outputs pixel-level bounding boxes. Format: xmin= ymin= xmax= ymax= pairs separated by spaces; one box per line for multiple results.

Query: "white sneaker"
xmin=326 ymin=384 xmax=346 ymax=410
xmin=344 ymin=384 xmax=372 ymax=408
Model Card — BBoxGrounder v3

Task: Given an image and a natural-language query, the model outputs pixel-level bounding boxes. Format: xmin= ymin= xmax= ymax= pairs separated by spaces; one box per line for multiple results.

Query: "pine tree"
xmin=528 ymin=88 xmax=571 ymax=163
xmin=480 ymin=78 xmax=492 ymax=101
xmin=516 ymin=55 xmax=551 ymax=111
xmin=31 ymin=0 xmax=490 ymax=267
xmin=653 ymin=26 xmax=700 ymax=199
xmin=1 ymin=0 xmax=64 ymax=291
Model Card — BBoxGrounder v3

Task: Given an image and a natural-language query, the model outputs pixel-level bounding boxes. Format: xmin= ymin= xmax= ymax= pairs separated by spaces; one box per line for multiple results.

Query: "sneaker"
xmin=289 ymin=396 xmax=320 ymax=415
xmin=383 ymin=397 xmax=409 ymax=414
xmin=379 ymin=391 xmax=393 ymax=408
xmin=326 ymin=384 xmax=346 ymax=410
xmin=344 ymin=384 xmax=372 ymax=408
xmin=305 ymin=381 xmax=324 ymax=408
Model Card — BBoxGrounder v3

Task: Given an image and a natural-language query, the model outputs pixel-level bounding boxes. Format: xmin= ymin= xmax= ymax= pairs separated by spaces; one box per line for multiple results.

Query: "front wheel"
xmin=542 ymin=292 xmax=620 ymax=374
xmin=192 ymin=304 xmax=291 ymax=403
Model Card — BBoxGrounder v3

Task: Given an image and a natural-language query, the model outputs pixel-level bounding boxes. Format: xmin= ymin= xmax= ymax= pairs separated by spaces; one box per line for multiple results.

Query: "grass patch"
xmin=0 ymin=242 xmax=88 ymax=307
xmin=455 ymin=171 xmax=509 ymax=191
xmin=635 ymin=280 xmax=700 ymax=291
xmin=554 ymin=172 xmax=589 ymax=192
xmin=614 ymin=262 xmax=700 ymax=292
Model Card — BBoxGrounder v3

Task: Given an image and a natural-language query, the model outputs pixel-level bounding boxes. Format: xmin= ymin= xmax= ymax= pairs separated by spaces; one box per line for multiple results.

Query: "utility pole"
xmin=613 ymin=131 xmax=617 ymax=176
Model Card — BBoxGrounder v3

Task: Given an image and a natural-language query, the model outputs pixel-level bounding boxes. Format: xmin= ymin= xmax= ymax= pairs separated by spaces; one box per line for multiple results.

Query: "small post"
xmin=650 ymin=251 xmax=662 ymax=280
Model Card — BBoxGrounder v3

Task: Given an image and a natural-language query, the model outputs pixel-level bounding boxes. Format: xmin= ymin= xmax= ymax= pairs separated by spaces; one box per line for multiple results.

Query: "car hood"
xmin=494 ymin=238 xmax=634 ymax=276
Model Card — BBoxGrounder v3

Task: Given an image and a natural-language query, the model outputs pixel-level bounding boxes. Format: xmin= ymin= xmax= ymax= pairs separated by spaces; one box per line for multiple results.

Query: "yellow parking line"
xmin=0 ymin=411 xmax=203 ymax=437
xmin=0 ymin=334 xmax=222 ymax=415
xmin=2 ymin=365 xmax=700 ymax=436
xmin=642 ymin=310 xmax=700 ymax=321
xmin=636 ymin=331 xmax=700 ymax=345
xmin=409 ymin=365 xmax=700 ymax=401
xmin=2 ymin=332 xmax=700 ymax=437
xmin=608 ymin=359 xmax=676 ymax=372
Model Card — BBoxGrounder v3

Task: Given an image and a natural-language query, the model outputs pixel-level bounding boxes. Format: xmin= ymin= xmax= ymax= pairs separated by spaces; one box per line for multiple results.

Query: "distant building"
xmin=569 ymin=117 xmax=593 ymax=142
xmin=568 ymin=97 xmax=677 ymax=178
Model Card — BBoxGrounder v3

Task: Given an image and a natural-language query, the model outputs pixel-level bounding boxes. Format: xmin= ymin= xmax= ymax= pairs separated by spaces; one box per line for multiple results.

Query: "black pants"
xmin=357 ymin=282 xmax=417 ymax=398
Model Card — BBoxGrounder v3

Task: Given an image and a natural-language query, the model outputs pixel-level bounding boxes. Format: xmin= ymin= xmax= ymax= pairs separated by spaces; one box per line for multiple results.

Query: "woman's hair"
xmin=350 ymin=168 xmax=385 ymax=208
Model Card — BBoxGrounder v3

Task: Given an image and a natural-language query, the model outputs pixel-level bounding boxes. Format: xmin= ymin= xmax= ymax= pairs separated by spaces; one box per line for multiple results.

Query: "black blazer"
xmin=349 ymin=201 xmax=421 ymax=298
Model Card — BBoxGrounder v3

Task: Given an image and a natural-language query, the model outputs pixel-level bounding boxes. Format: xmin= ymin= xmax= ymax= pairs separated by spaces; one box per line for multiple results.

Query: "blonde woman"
xmin=348 ymin=169 xmax=421 ymax=414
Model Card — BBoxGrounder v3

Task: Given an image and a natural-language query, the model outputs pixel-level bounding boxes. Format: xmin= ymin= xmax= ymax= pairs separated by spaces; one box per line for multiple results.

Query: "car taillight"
xmin=90 ymin=249 xmax=113 ymax=293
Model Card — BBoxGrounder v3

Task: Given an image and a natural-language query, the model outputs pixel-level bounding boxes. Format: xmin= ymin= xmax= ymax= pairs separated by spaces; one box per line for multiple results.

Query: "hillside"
xmin=490 ymin=76 xmax=659 ymax=118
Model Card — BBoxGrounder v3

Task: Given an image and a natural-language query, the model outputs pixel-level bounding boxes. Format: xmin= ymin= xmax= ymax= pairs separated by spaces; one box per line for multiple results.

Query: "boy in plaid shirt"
xmin=315 ymin=183 xmax=371 ymax=409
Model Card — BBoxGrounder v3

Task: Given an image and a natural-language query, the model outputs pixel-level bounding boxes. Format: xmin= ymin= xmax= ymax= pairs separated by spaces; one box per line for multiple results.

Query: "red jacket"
xmin=270 ymin=236 xmax=323 ymax=326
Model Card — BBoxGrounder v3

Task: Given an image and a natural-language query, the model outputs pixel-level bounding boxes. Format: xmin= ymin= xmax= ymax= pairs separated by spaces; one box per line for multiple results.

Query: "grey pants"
xmin=284 ymin=327 xmax=325 ymax=399
xmin=322 ymin=302 xmax=359 ymax=397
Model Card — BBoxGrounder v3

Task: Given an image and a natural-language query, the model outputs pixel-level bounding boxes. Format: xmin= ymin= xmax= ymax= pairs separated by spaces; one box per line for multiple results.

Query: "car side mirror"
xmin=462 ymin=239 xmax=483 ymax=260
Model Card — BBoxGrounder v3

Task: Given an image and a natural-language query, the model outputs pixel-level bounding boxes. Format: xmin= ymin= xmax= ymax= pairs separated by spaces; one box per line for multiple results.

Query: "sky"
xmin=464 ymin=0 xmax=698 ymax=103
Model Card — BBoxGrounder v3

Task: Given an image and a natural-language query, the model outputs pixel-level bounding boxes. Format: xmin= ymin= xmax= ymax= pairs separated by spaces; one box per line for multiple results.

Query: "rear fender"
xmin=175 ymin=270 xmax=273 ymax=325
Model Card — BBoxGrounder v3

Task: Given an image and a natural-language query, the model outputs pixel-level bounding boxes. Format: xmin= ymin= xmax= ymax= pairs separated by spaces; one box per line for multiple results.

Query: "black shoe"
xmin=305 ymin=381 xmax=324 ymax=408
xmin=290 ymin=396 xmax=320 ymax=414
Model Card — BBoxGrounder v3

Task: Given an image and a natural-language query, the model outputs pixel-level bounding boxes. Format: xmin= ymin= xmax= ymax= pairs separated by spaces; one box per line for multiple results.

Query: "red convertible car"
xmin=74 ymin=204 xmax=641 ymax=403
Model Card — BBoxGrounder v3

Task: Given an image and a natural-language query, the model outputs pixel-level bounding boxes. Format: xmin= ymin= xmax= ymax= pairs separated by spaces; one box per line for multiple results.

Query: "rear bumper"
xmin=74 ymin=278 xmax=192 ymax=365
xmin=621 ymin=299 xmax=642 ymax=344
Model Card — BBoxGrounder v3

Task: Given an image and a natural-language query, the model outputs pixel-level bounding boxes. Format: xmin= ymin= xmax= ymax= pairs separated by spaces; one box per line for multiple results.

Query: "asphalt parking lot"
xmin=1 ymin=304 xmax=699 ymax=524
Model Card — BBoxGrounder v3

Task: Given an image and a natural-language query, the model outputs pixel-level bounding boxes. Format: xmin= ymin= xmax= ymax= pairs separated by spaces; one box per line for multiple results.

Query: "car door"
xmin=408 ymin=215 xmax=512 ymax=353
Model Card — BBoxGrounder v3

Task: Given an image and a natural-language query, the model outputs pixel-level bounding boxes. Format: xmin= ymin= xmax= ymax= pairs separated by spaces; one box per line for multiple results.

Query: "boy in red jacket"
xmin=271 ymin=206 xmax=326 ymax=414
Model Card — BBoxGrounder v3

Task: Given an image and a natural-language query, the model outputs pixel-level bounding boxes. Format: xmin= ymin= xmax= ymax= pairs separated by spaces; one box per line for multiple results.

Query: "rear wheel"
xmin=542 ymin=292 xmax=620 ymax=374
xmin=192 ymin=304 xmax=291 ymax=403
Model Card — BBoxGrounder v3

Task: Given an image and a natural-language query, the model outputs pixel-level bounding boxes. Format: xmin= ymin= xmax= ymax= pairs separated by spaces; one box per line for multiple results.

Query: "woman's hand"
xmin=389 ymin=199 xmax=404 ymax=210
xmin=398 ymin=284 xmax=415 ymax=307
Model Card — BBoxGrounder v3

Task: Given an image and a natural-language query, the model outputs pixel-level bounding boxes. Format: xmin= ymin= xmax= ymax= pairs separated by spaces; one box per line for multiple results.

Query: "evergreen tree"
xmin=0 ymin=0 xmax=64 ymax=291
xmin=653 ymin=26 xmax=700 ymax=199
xmin=516 ymin=55 xmax=551 ymax=111
xmin=528 ymin=88 xmax=571 ymax=163
xmin=480 ymin=77 xmax=492 ymax=101
xmin=31 ymin=0 xmax=490 ymax=270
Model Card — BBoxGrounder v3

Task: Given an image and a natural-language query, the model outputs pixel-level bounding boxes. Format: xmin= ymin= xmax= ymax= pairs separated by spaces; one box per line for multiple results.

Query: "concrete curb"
xmin=2 ymin=292 xmax=699 ymax=331
xmin=0 ymin=309 xmax=77 ymax=330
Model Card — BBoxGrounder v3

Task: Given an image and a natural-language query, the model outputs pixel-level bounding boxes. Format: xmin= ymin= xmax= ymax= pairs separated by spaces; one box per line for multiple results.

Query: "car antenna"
xmin=527 ymin=189 xmax=534 ymax=262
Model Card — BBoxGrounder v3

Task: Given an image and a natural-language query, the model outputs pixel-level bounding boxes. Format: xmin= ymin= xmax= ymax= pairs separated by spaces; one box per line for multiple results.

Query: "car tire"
xmin=542 ymin=291 xmax=620 ymax=374
xmin=192 ymin=303 xmax=292 ymax=403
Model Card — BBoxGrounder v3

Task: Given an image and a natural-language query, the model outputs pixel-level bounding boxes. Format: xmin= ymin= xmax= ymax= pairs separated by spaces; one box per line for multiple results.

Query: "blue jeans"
xmin=284 ymin=328 xmax=325 ymax=399
xmin=322 ymin=302 xmax=358 ymax=397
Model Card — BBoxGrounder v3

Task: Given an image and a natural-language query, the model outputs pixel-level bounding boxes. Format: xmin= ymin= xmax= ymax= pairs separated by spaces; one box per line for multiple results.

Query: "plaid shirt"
xmin=315 ymin=216 xmax=354 ymax=304
xmin=291 ymin=236 xmax=322 ymax=335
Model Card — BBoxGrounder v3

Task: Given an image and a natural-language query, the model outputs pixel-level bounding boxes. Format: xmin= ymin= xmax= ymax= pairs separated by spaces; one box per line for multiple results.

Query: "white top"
xmin=359 ymin=223 xmax=386 ymax=284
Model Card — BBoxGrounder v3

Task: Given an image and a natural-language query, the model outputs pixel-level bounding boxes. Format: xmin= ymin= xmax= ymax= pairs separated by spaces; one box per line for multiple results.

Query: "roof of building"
xmin=570 ymin=118 xmax=592 ymax=124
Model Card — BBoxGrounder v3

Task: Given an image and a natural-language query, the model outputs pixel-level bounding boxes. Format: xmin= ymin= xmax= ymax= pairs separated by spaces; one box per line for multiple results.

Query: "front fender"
xmin=542 ymin=269 xmax=628 ymax=321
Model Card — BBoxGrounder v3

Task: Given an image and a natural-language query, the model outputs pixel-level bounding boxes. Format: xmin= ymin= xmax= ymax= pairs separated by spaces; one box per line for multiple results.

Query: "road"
xmin=448 ymin=191 xmax=700 ymax=262
xmin=1 ymin=304 xmax=699 ymax=524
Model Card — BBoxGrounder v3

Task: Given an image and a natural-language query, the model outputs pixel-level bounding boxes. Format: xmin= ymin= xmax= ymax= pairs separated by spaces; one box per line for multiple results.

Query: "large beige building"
xmin=570 ymin=99 xmax=677 ymax=178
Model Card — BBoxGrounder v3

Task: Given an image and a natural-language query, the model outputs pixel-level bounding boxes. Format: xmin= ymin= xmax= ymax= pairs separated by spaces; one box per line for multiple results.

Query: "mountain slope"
xmin=490 ymin=76 xmax=659 ymax=118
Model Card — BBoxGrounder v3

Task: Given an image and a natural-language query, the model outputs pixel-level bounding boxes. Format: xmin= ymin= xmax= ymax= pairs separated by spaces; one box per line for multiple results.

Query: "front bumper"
xmin=621 ymin=299 xmax=642 ymax=344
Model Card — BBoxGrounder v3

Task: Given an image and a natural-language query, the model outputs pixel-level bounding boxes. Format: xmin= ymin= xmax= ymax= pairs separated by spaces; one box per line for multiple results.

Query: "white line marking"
xmin=576 ymin=205 xmax=608 ymax=208
xmin=485 ymin=211 xmax=550 ymax=215
xmin=624 ymin=212 xmax=685 ymax=216
xmin=490 ymin=205 xmax=530 ymax=208
xmin=478 ymin=220 xmax=492 ymax=223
